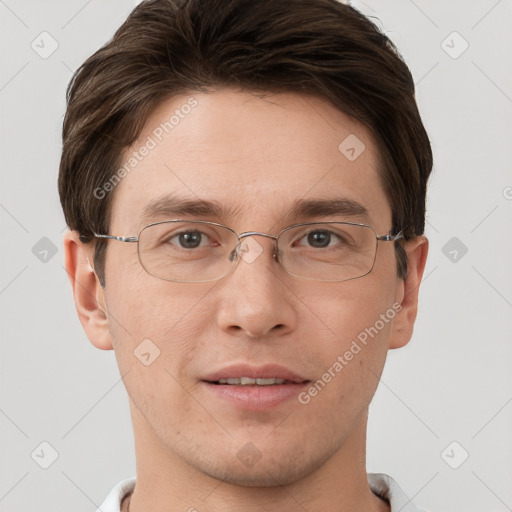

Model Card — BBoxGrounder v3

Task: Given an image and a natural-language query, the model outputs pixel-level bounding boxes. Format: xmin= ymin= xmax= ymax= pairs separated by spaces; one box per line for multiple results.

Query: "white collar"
xmin=97 ymin=473 xmax=426 ymax=512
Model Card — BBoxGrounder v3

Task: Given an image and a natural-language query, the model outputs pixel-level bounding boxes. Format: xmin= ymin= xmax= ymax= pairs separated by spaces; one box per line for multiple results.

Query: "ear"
xmin=389 ymin=235 xmax=429 ymax=350
xmin=63 ymin=230 xmax=113 ymax=350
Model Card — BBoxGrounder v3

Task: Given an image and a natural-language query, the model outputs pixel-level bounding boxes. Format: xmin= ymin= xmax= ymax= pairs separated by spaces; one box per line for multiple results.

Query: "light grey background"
xmin=1 ymin=1 xmax=511 ymax=511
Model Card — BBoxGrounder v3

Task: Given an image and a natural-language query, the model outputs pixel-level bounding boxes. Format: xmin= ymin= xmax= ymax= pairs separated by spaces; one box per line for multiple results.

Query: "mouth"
xmin=211 ymin=377 xmax=297 ymax=386
xmin=202 ymin=363 xmax=309 ymax=385
xmin=206 ymin=377 xmax=310 ymax=386
xmin=201 ymin=364 xmax=311 ymax=410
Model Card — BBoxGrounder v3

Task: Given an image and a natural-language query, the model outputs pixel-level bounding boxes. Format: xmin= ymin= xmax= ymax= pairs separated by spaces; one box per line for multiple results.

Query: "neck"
xmin=125 ymin=403 xmax=389 ymax=512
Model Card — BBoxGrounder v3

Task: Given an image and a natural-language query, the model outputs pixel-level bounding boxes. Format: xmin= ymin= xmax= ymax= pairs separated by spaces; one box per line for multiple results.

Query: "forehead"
xmin=110 ymin=88 xmax=391 ymax=232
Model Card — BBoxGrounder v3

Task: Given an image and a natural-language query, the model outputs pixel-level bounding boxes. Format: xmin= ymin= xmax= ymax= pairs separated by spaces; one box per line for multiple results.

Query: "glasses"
xmin=91 ymin=220 xmax=403 ymax=283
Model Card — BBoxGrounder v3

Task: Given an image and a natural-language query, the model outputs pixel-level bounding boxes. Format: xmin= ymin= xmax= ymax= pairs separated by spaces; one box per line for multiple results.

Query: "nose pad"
xmin=228 ymin=246 xmax=239 ymax=262
xmin=272 ymin=246 xmax=280 ymax=263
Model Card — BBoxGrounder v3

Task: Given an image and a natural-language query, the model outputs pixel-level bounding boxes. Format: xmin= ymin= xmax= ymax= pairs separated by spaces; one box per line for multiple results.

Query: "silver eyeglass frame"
xmin=89 ymin=219 xmax=404 ymax=283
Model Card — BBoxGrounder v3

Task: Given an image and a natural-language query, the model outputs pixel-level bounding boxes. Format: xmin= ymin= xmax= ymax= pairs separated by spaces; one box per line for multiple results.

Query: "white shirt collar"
xmin=368 ymin=473 xmax=427 ymax=512
xmin=97 ymin=473 xmax=426 ymax=512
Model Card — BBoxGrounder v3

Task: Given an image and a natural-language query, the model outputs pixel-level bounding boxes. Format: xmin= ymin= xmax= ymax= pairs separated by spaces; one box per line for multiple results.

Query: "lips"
xmin=201 ymin=364 xmax=311 ymax=410
xmin=202 ymin=364 xmax=310 ymax=385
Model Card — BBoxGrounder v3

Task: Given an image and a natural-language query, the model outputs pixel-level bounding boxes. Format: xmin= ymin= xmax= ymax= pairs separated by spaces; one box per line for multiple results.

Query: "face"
xmin=75 ymin=89 xmax=422 ymax=486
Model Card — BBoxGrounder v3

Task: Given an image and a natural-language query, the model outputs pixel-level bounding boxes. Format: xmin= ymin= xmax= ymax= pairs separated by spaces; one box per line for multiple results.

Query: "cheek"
xmin=104 ymin=258 xmax=218 ymax=372
xmin=299 ymin=269 xmax=397 ymax=343
xmin=296 ymin=278 xmax=397 ymax=400
xmin=103 ymin=278 xmax=218 ymax=429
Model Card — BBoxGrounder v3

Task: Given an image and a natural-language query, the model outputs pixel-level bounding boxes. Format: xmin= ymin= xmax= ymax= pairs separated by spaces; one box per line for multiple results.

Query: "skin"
xmin=64 ymin=89 xmax=428 ymax=512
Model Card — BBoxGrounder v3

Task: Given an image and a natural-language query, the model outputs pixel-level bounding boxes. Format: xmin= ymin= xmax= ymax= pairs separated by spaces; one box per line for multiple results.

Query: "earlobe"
xmin=389 ymin=235 xmax=429 ymax=350
xmin=63 ymin=230 xmax=113 ymax=351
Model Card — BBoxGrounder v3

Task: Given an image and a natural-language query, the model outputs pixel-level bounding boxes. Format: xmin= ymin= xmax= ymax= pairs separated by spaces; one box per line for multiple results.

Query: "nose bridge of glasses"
xmin=238 ymin=231 xmax=278 ymax=241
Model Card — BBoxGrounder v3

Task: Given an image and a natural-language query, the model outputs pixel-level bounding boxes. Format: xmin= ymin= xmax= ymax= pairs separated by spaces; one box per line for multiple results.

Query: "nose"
xmin=215 ymin=235 xmax=297 ymax=339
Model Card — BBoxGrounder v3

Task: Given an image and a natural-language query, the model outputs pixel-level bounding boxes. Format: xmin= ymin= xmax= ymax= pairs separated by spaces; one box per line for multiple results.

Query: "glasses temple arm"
xmin=92 ymin=233 xmax=139 ymax=243
xmin=377 ymin=230 xmax=404 ymax=242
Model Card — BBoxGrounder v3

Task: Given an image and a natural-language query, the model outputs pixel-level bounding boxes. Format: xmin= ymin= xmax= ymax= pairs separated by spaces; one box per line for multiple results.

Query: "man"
xmin=59 ymin=0 xmax=432 ymax=510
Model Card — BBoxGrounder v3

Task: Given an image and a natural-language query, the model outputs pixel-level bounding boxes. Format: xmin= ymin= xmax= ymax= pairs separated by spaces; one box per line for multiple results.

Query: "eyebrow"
xmin=140 ymin=194 xmax=370 ymax=226
xmin=289 ymin=197 xmax=369 ymax=221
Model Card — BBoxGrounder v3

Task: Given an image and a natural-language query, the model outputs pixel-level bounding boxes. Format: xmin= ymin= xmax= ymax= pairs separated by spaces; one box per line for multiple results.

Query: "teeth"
xmin=217 ymin=377 xmax=286 ymax=386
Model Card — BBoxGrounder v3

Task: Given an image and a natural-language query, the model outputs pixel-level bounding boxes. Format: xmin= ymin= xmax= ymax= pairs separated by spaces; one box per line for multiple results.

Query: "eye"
xmin=297 ymin=229 xmax=343 ymax=249
xmin=167 ymin=230 xmax=211 ymax=249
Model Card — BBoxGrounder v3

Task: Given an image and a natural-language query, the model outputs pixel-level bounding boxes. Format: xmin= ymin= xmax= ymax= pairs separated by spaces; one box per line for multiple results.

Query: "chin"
xmin=203 ymin=462 xmax=308 ymax=488
xmin=189 ymin=441 xmax=332 ymax=488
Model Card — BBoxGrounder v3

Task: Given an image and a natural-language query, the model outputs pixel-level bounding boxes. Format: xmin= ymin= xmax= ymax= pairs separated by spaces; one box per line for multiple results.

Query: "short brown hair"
xmin=59 ymin=0 xmax=433 ymax=286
